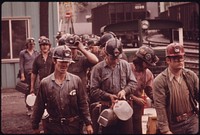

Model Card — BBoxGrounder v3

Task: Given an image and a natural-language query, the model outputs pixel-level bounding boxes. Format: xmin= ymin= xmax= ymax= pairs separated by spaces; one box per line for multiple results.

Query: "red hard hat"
xmin=166 ymin=42 xmax=185 ymax=57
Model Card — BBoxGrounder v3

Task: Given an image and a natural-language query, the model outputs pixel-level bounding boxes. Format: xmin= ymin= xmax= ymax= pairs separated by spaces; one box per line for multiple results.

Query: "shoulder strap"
xmin=183 ymin=74 xmax=198 ymax=112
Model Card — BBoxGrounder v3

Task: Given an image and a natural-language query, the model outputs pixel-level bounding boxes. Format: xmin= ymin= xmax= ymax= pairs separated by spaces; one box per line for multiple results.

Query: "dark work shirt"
xmin=90 ymin=59 xmax=137 ymax=102
xmin=32 ymin=52 xmax=54 ymax=81
xmin=32 ymin=72 xmax=92 ymax=130
xmin=68 ymin=55 xmax=94 ymax=90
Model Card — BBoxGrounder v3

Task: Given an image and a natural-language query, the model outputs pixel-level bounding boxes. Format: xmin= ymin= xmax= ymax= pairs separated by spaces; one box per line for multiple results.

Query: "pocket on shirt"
xmin=69 ymin=89 xmax=78 ymax=108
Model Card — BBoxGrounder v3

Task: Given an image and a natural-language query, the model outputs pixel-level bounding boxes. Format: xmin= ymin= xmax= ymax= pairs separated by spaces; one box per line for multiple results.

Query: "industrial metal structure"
xmin=158 ymin=2 xmax=199 ymax=42
xmin=92 ymin=2 xmax=149 ymax=35
xmin=93 ymin=2 xmax=199 ymax=77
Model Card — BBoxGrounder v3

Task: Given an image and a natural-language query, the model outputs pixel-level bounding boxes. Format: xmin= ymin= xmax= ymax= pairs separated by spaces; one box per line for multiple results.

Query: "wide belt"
xmin=47 ymin=116 xmax=79 ymax=125
xmin=175 ymin=111 xmax=195 ymax=122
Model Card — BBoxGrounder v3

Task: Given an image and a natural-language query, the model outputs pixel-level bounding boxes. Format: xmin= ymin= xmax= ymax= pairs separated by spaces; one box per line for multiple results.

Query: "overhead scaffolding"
xmin=58 ymin=2 xmax=75 ymax=34
xmin=65 ymin=11 xmax=74 ymax=34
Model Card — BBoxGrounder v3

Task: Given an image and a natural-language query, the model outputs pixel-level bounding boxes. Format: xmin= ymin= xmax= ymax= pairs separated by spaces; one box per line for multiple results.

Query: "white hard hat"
xmin=113 ymin=100 xmax=133 ymax=121
xmin=26 ymin=93 xmax=36 ymax=106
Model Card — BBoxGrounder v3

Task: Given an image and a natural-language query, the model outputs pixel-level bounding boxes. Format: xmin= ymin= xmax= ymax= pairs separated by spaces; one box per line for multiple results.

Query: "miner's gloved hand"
xmin=117 ymin=90 xmax=126 ymax=100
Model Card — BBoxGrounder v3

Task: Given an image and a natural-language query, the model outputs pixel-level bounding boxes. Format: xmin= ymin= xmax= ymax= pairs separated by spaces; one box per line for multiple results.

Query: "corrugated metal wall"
xmin=1 ymin=62 xmax=19 ymax=89
xmin=1 ymin=2 xmax=58 ymax=89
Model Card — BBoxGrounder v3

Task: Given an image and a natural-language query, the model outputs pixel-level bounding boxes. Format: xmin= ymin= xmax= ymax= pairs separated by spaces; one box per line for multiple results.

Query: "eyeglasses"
xmin=169 ymin=55 xmax=185 ymax=62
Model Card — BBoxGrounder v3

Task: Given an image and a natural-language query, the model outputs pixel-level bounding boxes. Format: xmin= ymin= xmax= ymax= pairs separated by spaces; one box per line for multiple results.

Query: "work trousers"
xmin=44 ymin=118 xmax=83 ymax=134
xmin=132 ymin=102 xmax=144 ymax=134
xmin=24 ymin=72 xmax=31 ymax=110
xmin=170 ymin=113 xmax=199 ymax=134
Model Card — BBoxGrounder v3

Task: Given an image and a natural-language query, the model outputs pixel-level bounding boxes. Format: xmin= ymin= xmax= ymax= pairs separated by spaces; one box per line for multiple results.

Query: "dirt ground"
xmin=1 ymin=89 xmax=43 ymax=134
xmin=1 ymin=89 xmax=152 ymax=134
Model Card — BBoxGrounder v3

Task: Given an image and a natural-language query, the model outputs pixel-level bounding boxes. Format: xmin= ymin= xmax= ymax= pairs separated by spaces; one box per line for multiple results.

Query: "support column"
xmin=40 ymin=2 xmax=49 ymax=37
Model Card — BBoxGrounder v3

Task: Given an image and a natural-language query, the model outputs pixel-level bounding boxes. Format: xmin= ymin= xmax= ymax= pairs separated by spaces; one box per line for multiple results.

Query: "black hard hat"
xmin=66 ymin=34 xmax=81 ymax=49
xmin=87 ymin=39 xmax=95 ymax=47
xmin=81 ymin=34 xmax=90 ymax=46
xmin=99 ymin=33 xmax=115 ymax=48
xmin=38 ymin=36 xmax=51 ymax=46
xmin=58 ymin=33 xmax=71 ymax=46
xmin=105 ymin=31 xmax=116 ymax=37
xmin=88 ymin=35 xmax=100 ymax=47
xmin=105 ymin=38 xmax=123 ymax=58
xmin=58 ymin=38 xmax=66 ymax=46
xmin=81 ymin=34 xmax=90 ymax=42
xmin=56 ymin=31 xmax=62 ymax=40
xmin=53 ymin=45 xmax=74 ymax=63
xmin=135 ymin=45 xmax=159 ymax=66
